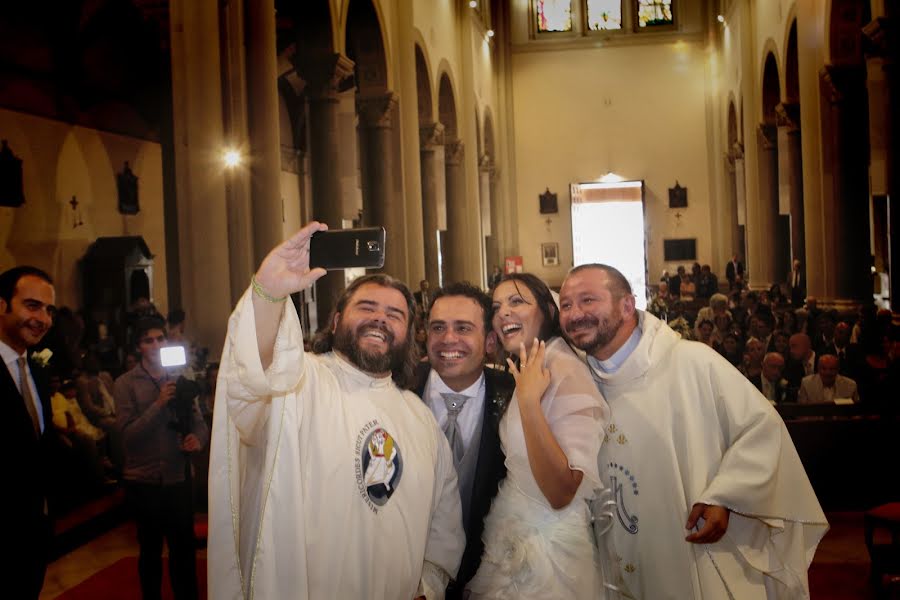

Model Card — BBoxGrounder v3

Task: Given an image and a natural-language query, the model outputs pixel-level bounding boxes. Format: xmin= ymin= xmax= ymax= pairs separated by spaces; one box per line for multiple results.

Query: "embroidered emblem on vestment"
xmin=354 ymin=421 xmax=403 ymax=513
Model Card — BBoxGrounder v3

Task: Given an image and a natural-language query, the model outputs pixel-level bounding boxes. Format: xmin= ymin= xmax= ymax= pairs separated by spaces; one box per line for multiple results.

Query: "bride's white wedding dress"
xmin=466 ymin=337 xmax=609 ymax=599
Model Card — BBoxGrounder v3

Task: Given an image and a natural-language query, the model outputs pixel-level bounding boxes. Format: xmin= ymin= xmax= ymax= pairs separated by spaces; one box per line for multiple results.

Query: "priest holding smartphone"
xmin=207 ymin=222 xmax=464 ymax=600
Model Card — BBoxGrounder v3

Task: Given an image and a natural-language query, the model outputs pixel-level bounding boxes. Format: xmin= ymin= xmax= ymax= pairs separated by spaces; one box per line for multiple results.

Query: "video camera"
xmin=160 ymin=346 xmax=201 ymax=437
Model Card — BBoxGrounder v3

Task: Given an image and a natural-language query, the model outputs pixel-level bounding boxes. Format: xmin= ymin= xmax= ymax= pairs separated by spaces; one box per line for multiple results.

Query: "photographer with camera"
xmin=114 ymin=316 xmax=208 ymax=600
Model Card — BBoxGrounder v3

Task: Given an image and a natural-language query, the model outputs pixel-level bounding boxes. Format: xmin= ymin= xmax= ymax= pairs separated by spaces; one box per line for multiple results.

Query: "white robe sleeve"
xmin=223 ymin=287 xmax=308 ymax=445
xmin=543 ymin=342 xmax=610 ymax=482
xmin=418 ymin=420 xmax=465 ymax=597
xmin=693 ymin=347 xmax=828 ymax=597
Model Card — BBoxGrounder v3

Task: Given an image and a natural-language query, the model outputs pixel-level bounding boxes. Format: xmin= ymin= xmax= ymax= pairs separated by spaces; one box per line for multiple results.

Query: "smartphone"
xmin=309 ymin=227 xmax=386 ymax=270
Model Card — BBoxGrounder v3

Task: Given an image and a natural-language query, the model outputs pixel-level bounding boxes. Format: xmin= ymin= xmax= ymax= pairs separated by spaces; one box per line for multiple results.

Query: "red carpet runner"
xmin=54 ymin=557 xmax=207 ymax=600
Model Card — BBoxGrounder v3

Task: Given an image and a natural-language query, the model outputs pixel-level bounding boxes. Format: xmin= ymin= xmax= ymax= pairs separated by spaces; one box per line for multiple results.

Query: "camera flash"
xmin=160 ymin=346 xmax=187 ymax=368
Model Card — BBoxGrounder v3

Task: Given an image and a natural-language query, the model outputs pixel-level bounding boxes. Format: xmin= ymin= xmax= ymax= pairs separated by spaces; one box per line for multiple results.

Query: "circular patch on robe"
xmin=361 ymin=427 xmax=403 ymax=506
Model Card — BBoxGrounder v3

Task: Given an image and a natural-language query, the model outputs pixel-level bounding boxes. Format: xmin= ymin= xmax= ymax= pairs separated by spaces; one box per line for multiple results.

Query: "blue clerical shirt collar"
xmin=588 ymin=325 xmax=642 ymax=374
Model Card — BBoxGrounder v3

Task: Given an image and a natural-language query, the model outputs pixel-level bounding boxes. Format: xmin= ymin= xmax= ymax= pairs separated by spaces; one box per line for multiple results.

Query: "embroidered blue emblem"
xmin=354 ymin=421 xmax=403 ymax=513
xmin=608 ymin=461 xmax=639 ymax=534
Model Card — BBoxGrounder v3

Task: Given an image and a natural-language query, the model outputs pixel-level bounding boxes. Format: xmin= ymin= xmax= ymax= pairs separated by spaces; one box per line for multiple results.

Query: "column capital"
xmin=775 ymin=102 xmax=801 ymax=131
xmin=863 ymin=17 xmax=892 ymax=59
xmin=293 ymin=53 xmax=355 ymax=100
xmin=445 ymin=140 xmax=465 ymax=166
xmin=478 ymin=153 xmax=494 ymax=172
xmin=357 ymin=92 xmax=398 ymax=129
xmin=757 ymin=124 xmax=777 ymax=150
xmin=280 ymin=145 xmax=304 ymax=174
xmin=819 ymin=64 xmax=867 ymax=105
xmin=724 ymin=141 xmax=744 ymax=168
xmin=419 ymin=122 xmax=445 ymax=148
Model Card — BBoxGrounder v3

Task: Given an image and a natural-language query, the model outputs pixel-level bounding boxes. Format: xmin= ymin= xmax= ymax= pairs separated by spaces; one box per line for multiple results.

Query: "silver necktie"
xmin=441 ymin=393 xmax=469 ymax=466
xmin=18 ymin=356 xmax=40 ymax=436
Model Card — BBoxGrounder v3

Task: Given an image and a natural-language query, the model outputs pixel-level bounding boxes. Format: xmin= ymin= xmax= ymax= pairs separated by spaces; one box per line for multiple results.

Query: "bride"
xmin=466 ymin=273 xmax=609 ymax=599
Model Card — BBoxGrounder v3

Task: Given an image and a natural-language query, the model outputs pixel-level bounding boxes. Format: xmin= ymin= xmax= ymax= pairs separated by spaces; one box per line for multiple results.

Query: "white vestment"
xmin=591 ymin=311 xmax=827 ymax=600
xmin=208 ymin=290 xmax=465 ymax=599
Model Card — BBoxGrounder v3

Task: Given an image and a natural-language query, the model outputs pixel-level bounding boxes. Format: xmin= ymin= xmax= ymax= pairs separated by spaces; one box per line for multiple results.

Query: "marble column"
xmin=818 ymin=65 xmax=872 ymax=309
xmin=753 ymin=124 xmax=779 ymax=289
xmin=168 ymin=0 xmax=233 ymax=358
xmin=295 ymin=53 xmax=356 ymax=321
xmin=246 ymin=0 xmax=284 ymax=266
xmin=419 ymin=123 xmax=446 ymax=288
xmin=444 ymin=140 xmax=467 ymax=286
xmin=776 ymin=102 xmax=806 ymax=272
xmin=357 ymin=92 xmax=404 ymax=277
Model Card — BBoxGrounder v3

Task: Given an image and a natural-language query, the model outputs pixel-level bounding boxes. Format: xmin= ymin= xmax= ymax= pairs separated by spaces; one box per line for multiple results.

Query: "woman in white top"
xmin=467 ymin=273 xmax=609 ymax=599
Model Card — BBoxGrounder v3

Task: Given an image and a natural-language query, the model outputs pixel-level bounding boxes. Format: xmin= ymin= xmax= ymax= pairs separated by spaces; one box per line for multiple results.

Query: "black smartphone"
xmin=309 ymin=227 xmax=386 ymax=270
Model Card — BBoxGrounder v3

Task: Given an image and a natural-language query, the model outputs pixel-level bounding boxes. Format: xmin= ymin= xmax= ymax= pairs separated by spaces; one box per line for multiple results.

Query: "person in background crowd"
xmin=798 ymin=354 xmax=859 ymax=404
xmin=788 ymin=260 xmax=806 ymax=308
xmin=725 ymin=254 xmax=744 ymax=290
xmin=759 ymin=352 xmax=789 ymax=404
xmin=115 ymin=316 xmax=208 ymax=600
xmin=696 ymin=264 xmax=718 ymax=300
xmin=666 ymin=300 xmax=694 ymax=341
xmin=696 ymin=319 xmax=714 ymax=347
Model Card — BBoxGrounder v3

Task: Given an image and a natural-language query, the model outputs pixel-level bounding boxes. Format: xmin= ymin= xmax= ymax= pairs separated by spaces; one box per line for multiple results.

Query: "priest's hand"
xmin=252 ymin=222 xmax=328 ymax=370
xmin=254 ymin=221 xmax=329 ymax=298
xmin=685 ymin=503 xmax=730 ymax=544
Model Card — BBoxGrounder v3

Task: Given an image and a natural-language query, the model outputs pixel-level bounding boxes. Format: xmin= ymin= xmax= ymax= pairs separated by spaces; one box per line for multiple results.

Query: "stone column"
xmin=219 ymin=0 xmax=254 ymax=307
xmin=818 ymin=66 xmax=872 ymax=309
xmin=357 ymin=92 xmax=405 ymax=277
xmin=732 ymin=142 xmax=748 ymax=265
xmin=776 ymin=103 xmax=806 ymax=271
xmin=419 ymin=123 xmax=446 ymax=287
xmin=295 ymin=53 xmax=356 ymax=321
xmin=245 ymin=0 xmax=283 ymax=266
xmin=724 ymin=143 xmax=743 ymax=263
xmin=863 ymin=16 xmax=897 ymax=320
xmin=752 ymin=124 xmax=779 ymax=289
xmin=479 ymin=154 xmax=495 ymax=287
xmin=168 ymin=0 xmax=233 ymax=358
xmin=444 ymin=140 xmax=467 ymax=285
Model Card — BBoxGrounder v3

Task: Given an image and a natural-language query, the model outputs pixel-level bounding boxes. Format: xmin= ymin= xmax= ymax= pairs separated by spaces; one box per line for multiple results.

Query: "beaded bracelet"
xmin=251 ymin=275 xmax=286 ymax=303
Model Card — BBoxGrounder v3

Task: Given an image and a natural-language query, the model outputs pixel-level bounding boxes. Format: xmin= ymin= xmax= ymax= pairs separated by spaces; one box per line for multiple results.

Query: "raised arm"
xmin=251 ymin=221 xmax=328 ymax=370
xmin=511 ymin=339 xmax=585 ymax=509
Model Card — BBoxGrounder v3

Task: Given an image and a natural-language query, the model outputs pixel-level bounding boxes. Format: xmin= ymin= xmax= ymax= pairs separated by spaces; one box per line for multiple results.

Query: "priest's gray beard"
xmin=333 ymin=320 xmax=408 ymax=375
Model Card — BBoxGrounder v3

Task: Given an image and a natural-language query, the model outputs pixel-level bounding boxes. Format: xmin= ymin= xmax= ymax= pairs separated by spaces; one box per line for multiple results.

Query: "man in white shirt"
xmin=759 ymin=352 xmax=788 ymax=404
xmin=208 ymin=222 xmax=464 ymax=600
xmin=415 ymin=282 xmax=514 ymax=598
xmin=0 ymin=266 xmax=57 ymax=599
xmin=798 ymin=354 xmax=859 ymax=404
xmin=558 ymin=263 xmax=826 ymax=599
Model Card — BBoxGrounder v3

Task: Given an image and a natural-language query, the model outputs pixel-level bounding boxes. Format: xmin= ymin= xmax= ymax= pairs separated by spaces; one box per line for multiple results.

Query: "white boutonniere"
xmin=32 ymin=348 xmax=53 ymax=368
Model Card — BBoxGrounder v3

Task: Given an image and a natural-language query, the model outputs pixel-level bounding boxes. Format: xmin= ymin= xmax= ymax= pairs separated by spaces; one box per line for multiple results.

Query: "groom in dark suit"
xmin=415 ymin=282 xmax=513 ymax=599
xmin=0 ymin=266 xmax=58 ymax=599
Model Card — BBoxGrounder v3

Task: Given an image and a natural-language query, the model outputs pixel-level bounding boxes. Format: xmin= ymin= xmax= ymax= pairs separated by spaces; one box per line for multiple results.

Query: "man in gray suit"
xmin=798 ymin=354 xmax=859 ymax=404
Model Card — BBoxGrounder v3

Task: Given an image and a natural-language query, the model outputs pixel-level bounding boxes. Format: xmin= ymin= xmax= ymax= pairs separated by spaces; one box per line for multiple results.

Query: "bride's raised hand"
xmin=254 ymin=221 xmax=328 ymax=298
xmin=507 ymin=338 xmax=551 ymax=406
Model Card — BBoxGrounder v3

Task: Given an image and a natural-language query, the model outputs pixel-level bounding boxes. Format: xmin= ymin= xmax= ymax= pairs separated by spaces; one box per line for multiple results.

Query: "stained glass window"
xmin=587 ymin=0 xmax=622 ymax=31
xmin=536 ymin=0 xmax=573 ymax=33
xmin=636 ymin=0 xmax=674 ymax=28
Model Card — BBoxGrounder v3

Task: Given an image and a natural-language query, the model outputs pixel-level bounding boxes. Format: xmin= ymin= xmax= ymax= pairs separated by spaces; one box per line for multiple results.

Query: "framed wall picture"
xmin=668 ymin=181 xmax=687 ymax=208
xmin=541 ymin=242 xmax=559 ymax=267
